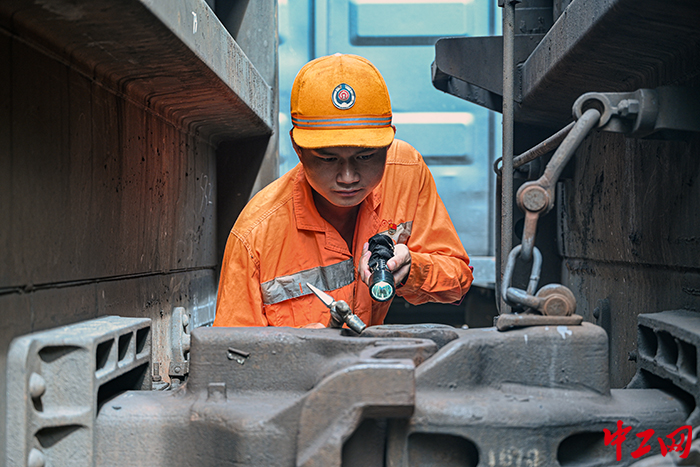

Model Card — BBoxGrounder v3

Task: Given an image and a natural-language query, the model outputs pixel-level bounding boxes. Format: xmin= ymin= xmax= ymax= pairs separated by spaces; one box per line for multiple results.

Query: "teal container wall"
xmin=279 ymin=0 xmax=502 ymax=287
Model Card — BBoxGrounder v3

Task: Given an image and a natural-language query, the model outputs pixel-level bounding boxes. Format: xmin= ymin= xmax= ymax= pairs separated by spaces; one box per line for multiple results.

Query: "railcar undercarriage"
xmin=3 ymin=0 xmax=700 ymax=466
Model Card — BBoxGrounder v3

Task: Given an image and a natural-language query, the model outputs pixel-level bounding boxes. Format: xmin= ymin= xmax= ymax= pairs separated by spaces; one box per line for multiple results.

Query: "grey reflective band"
xmin=292 ymin=116 xmax=391 ymax=124
xmin=291 ymin=114 xmax=392 ymax=130
xmin=293 ymin=120 xmax=391 ymax=128
xmin=261 ymin=259 xmax=355 ymax=305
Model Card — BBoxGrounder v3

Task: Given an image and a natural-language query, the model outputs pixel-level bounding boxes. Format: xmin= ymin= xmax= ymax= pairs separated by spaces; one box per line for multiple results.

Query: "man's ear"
xmin=391 ymin=125 xmax=397 ymax=135
xmin=289 ymin=130 xmax=303 ymax=161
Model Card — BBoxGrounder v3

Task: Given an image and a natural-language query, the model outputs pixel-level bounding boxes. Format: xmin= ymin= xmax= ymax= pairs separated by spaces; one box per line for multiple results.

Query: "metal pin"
xmin=227 ymin=347 xmax=250 ymax=365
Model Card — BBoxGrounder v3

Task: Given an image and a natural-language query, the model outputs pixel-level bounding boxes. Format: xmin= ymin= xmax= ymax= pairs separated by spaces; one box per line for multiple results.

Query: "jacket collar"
xmin=293 ymin=167 xmax=383 ymax=233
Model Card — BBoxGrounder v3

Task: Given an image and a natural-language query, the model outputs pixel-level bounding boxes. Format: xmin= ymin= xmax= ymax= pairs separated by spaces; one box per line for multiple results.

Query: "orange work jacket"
xmin=214 ymin=139 xmax=473 ymax=328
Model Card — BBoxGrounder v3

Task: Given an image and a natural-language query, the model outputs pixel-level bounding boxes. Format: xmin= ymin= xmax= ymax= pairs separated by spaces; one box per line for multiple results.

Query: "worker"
xmin=214 ymin=53 xmax=473 ymax=328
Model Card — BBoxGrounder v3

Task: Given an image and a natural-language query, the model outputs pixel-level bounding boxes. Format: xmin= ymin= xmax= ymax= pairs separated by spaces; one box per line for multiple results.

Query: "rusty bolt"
xmin=542 ymin=295 xmax=573 ymax=316
xmin=518 ymin=185 xmax=549 ymax=213
xmin=152 ymin=362 xmax=162 ymax=382
xmin=535 ymin=284 xmax=576 ymax=316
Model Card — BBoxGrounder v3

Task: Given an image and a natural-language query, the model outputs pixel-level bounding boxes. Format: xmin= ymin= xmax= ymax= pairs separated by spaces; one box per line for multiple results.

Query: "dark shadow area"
xmin=96 ymin=340 xmax=114 ymax=371
xmin=628 ymin=369 xmax=696 ymax=416
xmin=216 ymin=135 xmax=271 ymax=271
xmin=408 ymin=432 xmax=479 ymax=467
xmin=96 ymin=362 xmax=149 ymax=415
xmin=557 ymin=431 xmax=607 ymax=466
xmin=342 ymin=418 xmax=387 ymax=467
xmin=385 ymin=286 xmax=498 ymax=328
xmin=36 ymin=424 xmax=83 ymax=449
xmin=135 ymin=326 xmax=150 ymax=355
xmin=118 ymin=332 xmax=132 ymax=361
xmin=214 ymin=0 xmax=251 ymax=39
xmin=39 ymin=345 xmax=81 ymax=364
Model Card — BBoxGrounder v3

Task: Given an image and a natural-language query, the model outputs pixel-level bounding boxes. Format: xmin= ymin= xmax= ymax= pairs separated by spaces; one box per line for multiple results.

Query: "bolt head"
xmin=29 ymin=373 xmax=46 ymax=399
xmin=28 ymin=448 xmax=45 ymax=467
xmin=522 ymin=186 xmax=548 ymax=212
xmin=543 ymin=296 xmax=571 ymax=316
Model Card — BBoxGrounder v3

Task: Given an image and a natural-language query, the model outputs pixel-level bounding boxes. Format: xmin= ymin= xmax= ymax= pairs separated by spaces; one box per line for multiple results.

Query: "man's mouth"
xmin=334 ymin=189 xmax=362 ymax=197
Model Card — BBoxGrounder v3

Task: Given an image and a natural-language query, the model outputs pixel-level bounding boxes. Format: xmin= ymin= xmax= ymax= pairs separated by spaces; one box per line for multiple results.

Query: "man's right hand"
xmin=302 ymin=322 xmax=326 ymax=329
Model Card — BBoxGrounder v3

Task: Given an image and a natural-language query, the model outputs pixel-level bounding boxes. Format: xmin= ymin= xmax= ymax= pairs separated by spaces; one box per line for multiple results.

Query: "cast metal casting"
xmin=7 ymin=313 xmax=699 ymax=466
xmin=6 ymin=317 xmax=151 ymax=467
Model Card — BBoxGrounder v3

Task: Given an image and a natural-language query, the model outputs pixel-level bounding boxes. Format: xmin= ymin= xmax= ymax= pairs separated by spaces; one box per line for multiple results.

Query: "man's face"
xmin=296 ymin=145 xmax=388 ymax=208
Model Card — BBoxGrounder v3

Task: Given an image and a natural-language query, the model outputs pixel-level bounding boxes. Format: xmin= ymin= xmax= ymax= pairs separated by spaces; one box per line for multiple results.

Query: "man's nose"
xmin=337 ymin=160 xmax=360 ymax=184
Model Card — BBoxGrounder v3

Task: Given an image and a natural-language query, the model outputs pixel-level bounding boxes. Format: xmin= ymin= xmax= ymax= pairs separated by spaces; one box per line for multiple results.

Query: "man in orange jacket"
xmin=214 ymin=53 xmax=473 ymax=328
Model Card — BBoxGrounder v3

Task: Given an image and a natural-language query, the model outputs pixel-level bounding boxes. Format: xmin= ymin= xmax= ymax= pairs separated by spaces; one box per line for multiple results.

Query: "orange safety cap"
xmin=290 ymin=53 xmax=395 ymax=149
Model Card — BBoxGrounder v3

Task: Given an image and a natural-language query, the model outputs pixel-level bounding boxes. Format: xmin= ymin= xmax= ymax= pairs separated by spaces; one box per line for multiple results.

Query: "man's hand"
xmin=301 ymin=322 xmax=326 ymax=329
xmin=359 ymin=242 xmax=411 ymax=289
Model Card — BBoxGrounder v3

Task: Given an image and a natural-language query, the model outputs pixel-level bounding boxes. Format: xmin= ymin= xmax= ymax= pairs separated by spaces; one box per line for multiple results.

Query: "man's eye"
xmin=319 ymin=157 xmax=336 ymax=162
xmin=358 ymin=153 xmax=374 ymax=160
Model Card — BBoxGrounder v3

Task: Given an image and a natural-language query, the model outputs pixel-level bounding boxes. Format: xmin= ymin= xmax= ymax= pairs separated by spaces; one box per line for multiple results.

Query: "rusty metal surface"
xmin=4 ymin=314 xmax=696 ymax=466
xmin=0 ymin=0 xmax=273 ymax=140
xmin=496 ymin=312 xmax=583 ymax=330
xmin=497 ymin=107 xmax=601 ymax=325
xmin=558 ymin=129 xmax=700 ymax=386
xmin=629 ymin=310 xmax=700 ymax=425
xmin=519 ymin=0 xmax=700 ymax=128
xmin=88 ymin=323 xmax=688 ymax=466
xmin=432 ymin=34 xmax=544 ymax=113
xmin=96 ymin=327 xmax=436 ymax=467
xmin=6 ymin=316 xmax=151 ymax=467
xmin=3 ymin=1 xmax=700 ymax=465
xmin=0 ymin=1 xmax=277 ymax=463
xmin=358 ymin=324 xmax=460 ymax=349
xmin=503 ymin=284 xmax=577 ymax=316
xmin=435 ymin=0 xmax=700 ymax=129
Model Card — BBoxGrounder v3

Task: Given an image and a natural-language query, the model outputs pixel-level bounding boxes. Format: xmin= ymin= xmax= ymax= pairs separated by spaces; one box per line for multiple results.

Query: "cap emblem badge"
xmin=332 ymin=83 xmax=355 ymax=110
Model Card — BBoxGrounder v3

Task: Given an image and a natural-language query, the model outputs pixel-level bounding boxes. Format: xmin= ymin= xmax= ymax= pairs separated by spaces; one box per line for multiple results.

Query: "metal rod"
xmin=517 ymin=121 xmax=575 ymax=168
xmin=541 ymin=108 xmax=601 ymax=191
xmin=499 ymin=0 xmax=516 ymax=315
xmin=493 ymin=121 xmax=576 ymax=174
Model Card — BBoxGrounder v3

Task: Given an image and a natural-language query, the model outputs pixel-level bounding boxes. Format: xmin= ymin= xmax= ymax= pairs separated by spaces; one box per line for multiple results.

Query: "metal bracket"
xmin=499 ymin=241 xmax=581 ymax=331
xmin=168 ymin=307 xmax=191 ymax=385
xmin=6 ymin=316 xmax=151 ymax=467
xmin=432 ymin=34 xmax=543 ymax=113
xmin=573 ymin=86 xmax=700 ymax=139
xmin=496 ymin=312 xmax=583 ymax=331
xmin=628 ymin=310 xmax=700 ymax=427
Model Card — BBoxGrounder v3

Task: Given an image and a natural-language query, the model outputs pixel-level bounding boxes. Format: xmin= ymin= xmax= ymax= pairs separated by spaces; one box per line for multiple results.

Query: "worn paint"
xmin=557 ymin=326 xmax=572 ymax=339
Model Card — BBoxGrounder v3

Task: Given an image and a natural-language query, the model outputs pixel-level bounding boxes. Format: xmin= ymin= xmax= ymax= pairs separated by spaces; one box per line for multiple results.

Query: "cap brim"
xmin=292 ymin=126 xmax=395 ymax=149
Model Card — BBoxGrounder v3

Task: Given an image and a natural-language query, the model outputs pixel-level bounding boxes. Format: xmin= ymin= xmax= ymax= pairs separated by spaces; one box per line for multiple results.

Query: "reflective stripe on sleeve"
xmin=260 ymin=259 xmax=355 ymax=305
